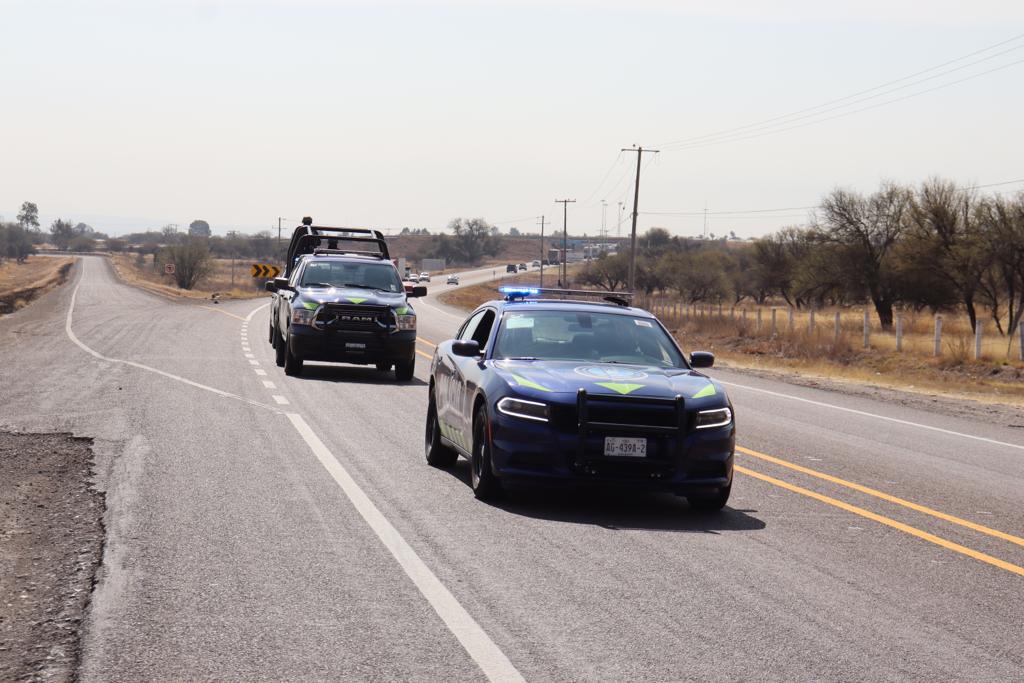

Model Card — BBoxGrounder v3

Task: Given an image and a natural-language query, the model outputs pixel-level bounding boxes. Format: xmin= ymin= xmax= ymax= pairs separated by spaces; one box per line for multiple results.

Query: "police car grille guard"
xmin=314 ymin=303 xmax=393 ymax=332
xmin=575 ymin=389 xmax=685 ymax=463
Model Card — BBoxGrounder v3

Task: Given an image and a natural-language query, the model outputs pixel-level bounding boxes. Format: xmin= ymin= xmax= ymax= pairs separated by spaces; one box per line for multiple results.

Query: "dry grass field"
xmin=0 ymin=256 xmax=75 ymax=315
xmin=441 ymin=281 xmax=1024 ymax=405
xmin=110 ymin=253 xmax=272 ymax=300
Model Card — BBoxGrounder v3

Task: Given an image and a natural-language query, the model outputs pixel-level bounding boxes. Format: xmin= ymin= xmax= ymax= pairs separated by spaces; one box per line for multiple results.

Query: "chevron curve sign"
xmin=250 ymin=263 xmax=281 ymax=278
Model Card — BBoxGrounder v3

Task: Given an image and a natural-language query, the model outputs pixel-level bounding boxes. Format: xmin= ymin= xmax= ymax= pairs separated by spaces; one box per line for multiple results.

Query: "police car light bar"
xmin=499 ymin=286 xmax=633 ymax=305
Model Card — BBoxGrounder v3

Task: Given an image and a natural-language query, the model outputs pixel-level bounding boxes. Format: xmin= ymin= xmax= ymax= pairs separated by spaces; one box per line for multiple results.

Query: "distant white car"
xmin=446 ymin=274 xmax=460 ymax=285
xmin=408 ymin=274 xmax=420 ymax=283
xmin=419 ymin=272 xmax=431 ymax=282
xmin=531 ymin=260 xmax=541 ymax=267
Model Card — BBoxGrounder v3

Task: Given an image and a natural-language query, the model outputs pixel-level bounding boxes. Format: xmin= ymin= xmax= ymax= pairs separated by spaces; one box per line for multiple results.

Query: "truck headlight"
xmin=497 ymin=397 xmax=549 ymax=423
xmin=695 ymin=407 xmax=732 ymax=429
xmin=395 ymin=313 xmax=417 ymax=331
xmin=291 ymin=307 xmax=315 ymax=326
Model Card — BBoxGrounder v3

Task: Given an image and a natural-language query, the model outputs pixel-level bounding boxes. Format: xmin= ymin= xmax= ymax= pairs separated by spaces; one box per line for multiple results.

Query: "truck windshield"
xmin=299 ymin=261 xmax=404 ymax=293
xmin=493 ymin=310 xmax=685 ymax=367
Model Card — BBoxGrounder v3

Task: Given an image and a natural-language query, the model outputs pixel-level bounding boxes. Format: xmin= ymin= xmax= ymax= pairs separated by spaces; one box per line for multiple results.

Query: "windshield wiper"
xmin=302 ymin=282 xmax=335 ymax=288
xmin=504 ymin=356 xmax=539 ymax=361
xmin=341 ymin=283 xmax=389 ymax=292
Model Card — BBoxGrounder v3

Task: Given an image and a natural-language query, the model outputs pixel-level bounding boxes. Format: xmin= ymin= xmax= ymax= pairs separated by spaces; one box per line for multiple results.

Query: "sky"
xmin=2 ymin=0 xmax=1023 ymax=239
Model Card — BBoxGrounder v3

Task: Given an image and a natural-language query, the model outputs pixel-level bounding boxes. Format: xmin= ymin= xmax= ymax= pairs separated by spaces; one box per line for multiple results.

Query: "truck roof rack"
xmin=285 ymin=218 xmax=390 ymax=276
xmin=499 ymin=286 xmax=634 ymax=307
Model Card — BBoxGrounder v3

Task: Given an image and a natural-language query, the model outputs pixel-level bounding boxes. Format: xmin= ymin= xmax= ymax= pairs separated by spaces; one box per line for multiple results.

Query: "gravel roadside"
xmin=0 ymin=432 xmax=105 ymax=682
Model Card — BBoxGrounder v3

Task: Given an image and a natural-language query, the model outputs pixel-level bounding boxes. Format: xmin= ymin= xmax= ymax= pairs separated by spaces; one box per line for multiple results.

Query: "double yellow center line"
xmin=415 ymin=334 xmax=1023 ymax=577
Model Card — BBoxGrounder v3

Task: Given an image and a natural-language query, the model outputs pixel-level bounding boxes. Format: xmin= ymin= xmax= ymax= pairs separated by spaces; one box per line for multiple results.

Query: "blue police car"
xmin=425 ymin=287 xmax=735 ymax=509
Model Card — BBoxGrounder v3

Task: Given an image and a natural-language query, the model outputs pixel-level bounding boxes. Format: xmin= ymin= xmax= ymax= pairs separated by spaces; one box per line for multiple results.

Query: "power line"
xmin=640 ymin=178 xmax=1024 ymax=218
xmin=582 ymin=151 xmax=625 ymax=205
xmin=664 ymin=57 xmax=1024 ymax=153
xmin=664 ymin=45 xmax=1024 ymax=151
xmin=657 ymin=31 xmax=1024 ymax=150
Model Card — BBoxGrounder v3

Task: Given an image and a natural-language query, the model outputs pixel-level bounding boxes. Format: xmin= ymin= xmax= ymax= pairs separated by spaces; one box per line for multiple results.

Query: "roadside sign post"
xmin=164 ymin=263 xmax=175 ymax=275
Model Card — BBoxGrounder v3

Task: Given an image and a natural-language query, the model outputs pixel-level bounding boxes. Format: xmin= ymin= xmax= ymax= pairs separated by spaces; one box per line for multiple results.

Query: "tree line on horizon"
xmin=580 ymin=178 xmax=1024 ymax=334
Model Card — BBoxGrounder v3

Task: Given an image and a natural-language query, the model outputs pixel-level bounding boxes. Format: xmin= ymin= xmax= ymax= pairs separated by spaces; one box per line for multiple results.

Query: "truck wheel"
xmin=274 ymin=327 xmax=286 ymax=367
xmin=284 ymin=339 xmax=303 ymax=376
xmin=394 ymin=358 xmax=414 ymax=381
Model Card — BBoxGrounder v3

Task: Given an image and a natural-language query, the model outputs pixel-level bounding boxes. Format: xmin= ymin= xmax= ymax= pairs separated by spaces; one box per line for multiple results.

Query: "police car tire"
xmin=425 ymin=395 xmax=457 ymax=468
xmin=274 ymin=328 xmax=286 ymax=367
xmin=471 ymin=407 xmax=501 ymax=500
xmin=687 ymin=484 xmax=731 ymax=511
xmin=394 ymin=358 xmax=415 ymax=381
xmin=284 ymin=339 xmax=303 ymax=376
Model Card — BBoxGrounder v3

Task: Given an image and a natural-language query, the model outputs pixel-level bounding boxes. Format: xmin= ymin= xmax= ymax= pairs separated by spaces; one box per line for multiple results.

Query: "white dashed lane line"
xmin=255 ymin=369 xmax=267 ymax=376
xmin=262 ymin=380 xmax=276 ymax=389
xmin=272 ymin=395 xmax=290 ymax=405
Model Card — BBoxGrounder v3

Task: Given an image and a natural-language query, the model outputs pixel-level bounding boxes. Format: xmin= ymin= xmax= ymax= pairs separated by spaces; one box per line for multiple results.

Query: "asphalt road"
xmin=1 ymin=256 xmax=1021 ymax=681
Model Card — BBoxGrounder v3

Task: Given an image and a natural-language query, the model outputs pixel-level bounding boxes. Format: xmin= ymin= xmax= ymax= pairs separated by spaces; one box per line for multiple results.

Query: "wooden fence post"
xmin=934 ymin=315 xmax=942 ymax=357
xmin=788 ymin=307 xmax=794 ymax=334
xmin=895 ymin=312 xmax=903 ymax=352
xmin=756 ymin=308 xmax=762 ymax=331
xmin=863 ymin=309 xmax=870 ymax=349
xmin=771 ymin=308 xmax=777 ymax=336
xmin=808 ymin=309 xmax=815 ymax=334
xmin=975 ymin=321 xmax=983 ymax=360
xmin=834 ymin=311 xmax=841 ymax=346
xmin=718 ymin=302 xmax=723 ymax=317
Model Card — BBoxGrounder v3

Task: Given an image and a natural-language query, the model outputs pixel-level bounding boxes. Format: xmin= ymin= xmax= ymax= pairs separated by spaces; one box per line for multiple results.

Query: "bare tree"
xmin=161 ymin=239 xmax=213 ymax=290
xmin=816 ymin=182 xmax=913 ymax=329
xmin=906 ymin=178 xmax=987 ymax=330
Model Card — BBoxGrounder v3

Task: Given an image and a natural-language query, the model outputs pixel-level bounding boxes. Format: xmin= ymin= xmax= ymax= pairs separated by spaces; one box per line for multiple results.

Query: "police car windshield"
xmin=299 ymin=261 xmax=404 ymax=293
xmin=494 ymin=310 xmax=685 ymax=367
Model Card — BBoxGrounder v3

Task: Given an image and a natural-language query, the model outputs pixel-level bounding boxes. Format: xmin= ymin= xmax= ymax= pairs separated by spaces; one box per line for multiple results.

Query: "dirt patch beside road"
xmin=0 ymin=432 xmax=105 ymax=682
xmin=0 ymin=258 xmax=75 ymax=316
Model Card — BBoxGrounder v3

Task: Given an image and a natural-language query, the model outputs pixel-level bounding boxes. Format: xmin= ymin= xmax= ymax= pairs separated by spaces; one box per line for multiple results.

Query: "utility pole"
xmin=555 ymin=199 xmax=575 ymax=288
xmin=601 ymin=200 xmax=607 ymax=246
xmin=621 ymin=145 xmax=659 ymax=291
xmin=703 ymin=201 xmax=708 ymax=240
xmin=617 ymin=201 xmax=624 ymax=242
xmin=537 ymin=215 xmax=546 ymax=288
xmin=277 ymin=217 xmax=291 ymax=245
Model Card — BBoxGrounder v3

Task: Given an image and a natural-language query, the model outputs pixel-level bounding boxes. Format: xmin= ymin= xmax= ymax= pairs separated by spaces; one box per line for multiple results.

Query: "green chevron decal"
xmin=347 ymin=297 xmax=368 ymax=304
xmin=595 ymin=381 xmax=645 ymax=395
xmin=302 ymin=301 xmax=318 ymax=310
xmin=691 ymin=383 xmax=716 ymax=399
xmin=511 ymin=374 xmax=553 ymax=392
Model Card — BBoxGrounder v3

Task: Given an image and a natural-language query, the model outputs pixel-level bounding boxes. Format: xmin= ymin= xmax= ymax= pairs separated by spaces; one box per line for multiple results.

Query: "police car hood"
xmin=296 ymin=287 xmax=408 ymax=308
xmin=491 ymin=360 xmax=724 ymax=403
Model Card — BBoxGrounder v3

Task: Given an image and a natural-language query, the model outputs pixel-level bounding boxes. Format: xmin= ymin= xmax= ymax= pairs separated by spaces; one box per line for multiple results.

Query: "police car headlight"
xmin=695 ymin=407 xmax=732 ymax=429
xmin=497 ymin=397 xmax=549 ymax=423
xmin=395 ymin=313 xmax=417 ymax=331
xmin=291 ymin=307 xmax=315 ymax=326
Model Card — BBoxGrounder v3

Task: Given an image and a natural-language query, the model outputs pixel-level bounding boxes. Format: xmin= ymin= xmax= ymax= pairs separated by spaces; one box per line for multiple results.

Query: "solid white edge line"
xmin=717 ymin=379 xmax=1024 ymax=452
xmin=286 ymin=413 xmax=525 ymax=683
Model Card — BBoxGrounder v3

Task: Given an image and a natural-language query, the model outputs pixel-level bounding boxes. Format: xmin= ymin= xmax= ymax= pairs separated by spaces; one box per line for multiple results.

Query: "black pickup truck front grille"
xmin=314 ymin=304 xmax=392 ymax=332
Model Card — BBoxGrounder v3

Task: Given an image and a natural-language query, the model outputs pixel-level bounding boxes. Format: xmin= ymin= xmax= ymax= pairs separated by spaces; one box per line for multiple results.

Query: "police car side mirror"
xmin=452 ymin=340 xmax=480 ymax=357
xmin=690 ymin=351 xmax=714 ymax=368
xmin=273 ymin=277 xmax=292 ymax=292
xmin=408 ymin=286 xmax=427 ymax=298
xmin=264 ymin=281 xmax=277 ymax=292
